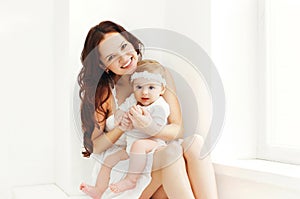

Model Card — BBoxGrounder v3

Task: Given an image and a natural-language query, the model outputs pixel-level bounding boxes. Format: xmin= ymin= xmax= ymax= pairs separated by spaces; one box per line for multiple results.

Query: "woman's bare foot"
xmin=80 ymin=182 xmax=104 ymax=199
xmin=109 ymin=178 xmax=137 ymax=193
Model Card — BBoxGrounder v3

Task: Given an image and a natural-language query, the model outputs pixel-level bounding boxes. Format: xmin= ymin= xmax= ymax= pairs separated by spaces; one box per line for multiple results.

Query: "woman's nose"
xmin=118 ymin=52 xmax=128 ymax=64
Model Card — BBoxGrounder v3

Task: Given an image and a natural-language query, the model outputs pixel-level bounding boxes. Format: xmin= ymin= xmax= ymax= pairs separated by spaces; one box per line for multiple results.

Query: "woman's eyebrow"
xmin=119 ymin=41 xmax=126 ymax=47
xmin=104 ymin=41 xmax=126 ymax=60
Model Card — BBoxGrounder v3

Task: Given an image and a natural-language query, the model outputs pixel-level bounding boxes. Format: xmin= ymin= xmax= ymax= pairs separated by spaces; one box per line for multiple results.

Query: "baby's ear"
xmin=160 ymin=85 xmax=166 ymax=95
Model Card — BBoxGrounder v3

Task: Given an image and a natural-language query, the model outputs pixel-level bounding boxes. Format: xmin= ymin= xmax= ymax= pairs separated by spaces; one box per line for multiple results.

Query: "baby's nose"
xmin=142 ymin=88 xmax=148 ymax=94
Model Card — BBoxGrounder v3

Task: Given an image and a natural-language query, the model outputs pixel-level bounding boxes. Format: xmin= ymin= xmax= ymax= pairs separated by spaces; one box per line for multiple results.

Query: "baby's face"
xmin=133 ymin=78 xmax=164 ymax=106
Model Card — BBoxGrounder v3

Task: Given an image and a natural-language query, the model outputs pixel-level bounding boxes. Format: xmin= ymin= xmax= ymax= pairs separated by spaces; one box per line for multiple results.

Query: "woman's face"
xmin=98 ymin=32 xmax=138 ymax=75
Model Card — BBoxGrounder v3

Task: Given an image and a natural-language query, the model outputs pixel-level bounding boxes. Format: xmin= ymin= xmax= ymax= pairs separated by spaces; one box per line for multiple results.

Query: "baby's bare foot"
xmin=80 ymin=182 xmax=104 ymax=199
xmin=109 ymin=178 xmax=137 ymax=193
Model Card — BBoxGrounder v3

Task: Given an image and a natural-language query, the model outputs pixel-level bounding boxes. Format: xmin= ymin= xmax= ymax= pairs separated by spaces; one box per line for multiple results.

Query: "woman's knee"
xmin=152 ymin=142 xmax=183 ymax=171
xmin=183 ymin=134 xmax=204 ymax=159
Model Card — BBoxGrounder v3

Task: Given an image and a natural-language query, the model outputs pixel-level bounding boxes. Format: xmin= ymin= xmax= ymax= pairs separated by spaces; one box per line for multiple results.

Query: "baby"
xmin=110 ymin=60 xmax=170 ymax=193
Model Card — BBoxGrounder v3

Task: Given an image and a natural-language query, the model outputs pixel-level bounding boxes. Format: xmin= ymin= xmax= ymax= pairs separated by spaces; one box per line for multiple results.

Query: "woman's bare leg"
xmin=151 ymin=186 xmax=168 ymax=199
xmin=153 ymin=141 xmax=194 ymax=198
xmin=141 ymin=157 xmax=194 ymax=199
xmin=141 ymin=141 xmax=195 ymax=199
xmin=182 ymin=134 xmax=218 ymax=199
xmin=139 ymin=169 xmax=162 ymax=199
xmin=162 ymin=155 xmax=195 ymax=199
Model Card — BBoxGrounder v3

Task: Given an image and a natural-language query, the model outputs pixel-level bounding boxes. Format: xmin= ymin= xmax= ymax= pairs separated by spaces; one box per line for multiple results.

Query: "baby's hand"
xmin=128 ymin=105 xmax=152 ymax=129
xmin=118 ymin=112 xmax=133 ymax=131
xmin=114 ymin=109 xmax=126 ymax=127
xmin=129 ymin=105 xmax=144 ymax=116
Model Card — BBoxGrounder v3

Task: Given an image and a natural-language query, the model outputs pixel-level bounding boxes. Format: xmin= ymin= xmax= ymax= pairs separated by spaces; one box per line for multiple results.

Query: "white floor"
xmin=12 ymin=184 xmax=89 ymax=199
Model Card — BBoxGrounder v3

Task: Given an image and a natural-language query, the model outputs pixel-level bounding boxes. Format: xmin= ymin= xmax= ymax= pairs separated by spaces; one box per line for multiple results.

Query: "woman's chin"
xmin=124 ymin=65 xmax=137 ymax=75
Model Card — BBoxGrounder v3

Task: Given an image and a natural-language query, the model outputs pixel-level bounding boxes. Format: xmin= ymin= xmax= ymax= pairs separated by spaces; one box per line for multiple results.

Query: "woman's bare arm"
xmin=91 ymin=125 xmax=124 ymax=154
xmin=91 ymin=94 xmax=125 ymax=154
xmin=154 ymin=68 xmax=183 ymax=140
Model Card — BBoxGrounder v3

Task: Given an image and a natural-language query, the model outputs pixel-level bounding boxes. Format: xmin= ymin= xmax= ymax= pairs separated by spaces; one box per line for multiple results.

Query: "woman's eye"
xmin=107 ymin=55 xmax=114 ymax=62
xmin=136 ymin=85 xmax=142 ymax=89
xmin=121 ymin=43 xmax=128 ymax=50
xmin=149 ymin=86 xmax=155 ymax=90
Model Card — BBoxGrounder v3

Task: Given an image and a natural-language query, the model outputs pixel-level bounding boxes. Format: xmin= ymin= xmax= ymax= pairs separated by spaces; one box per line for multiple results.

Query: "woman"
xmin=78 ymin=20 xmax=218 ymax=199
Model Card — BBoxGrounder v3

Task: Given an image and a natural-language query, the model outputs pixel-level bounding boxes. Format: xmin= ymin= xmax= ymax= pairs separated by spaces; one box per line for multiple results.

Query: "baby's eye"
xmin=149 ymin=86 xmax=155 ymax=90
xmin=121 ymin=43 xmax=128 ymax=50
xmin=136 ymin=85 xmax=142 ymax=89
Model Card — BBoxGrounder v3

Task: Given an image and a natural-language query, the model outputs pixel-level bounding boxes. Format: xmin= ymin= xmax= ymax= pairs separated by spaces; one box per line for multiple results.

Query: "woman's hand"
xmin=128 ymin=105 xmax=153 ymax=129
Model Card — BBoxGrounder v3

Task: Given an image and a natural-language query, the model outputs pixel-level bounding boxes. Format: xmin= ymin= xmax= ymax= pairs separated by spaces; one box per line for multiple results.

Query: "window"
xmin=258 ymin=0 xmax=300 ymax=164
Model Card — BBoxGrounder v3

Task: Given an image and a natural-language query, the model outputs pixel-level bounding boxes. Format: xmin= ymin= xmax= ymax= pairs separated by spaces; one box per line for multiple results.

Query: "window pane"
xmin=268 ymin=0 xmax=300 ymax=149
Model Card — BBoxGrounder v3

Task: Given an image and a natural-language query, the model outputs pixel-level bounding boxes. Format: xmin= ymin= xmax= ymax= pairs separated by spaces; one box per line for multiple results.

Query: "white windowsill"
xmin=213 ymin=159 xmax=300 ymax=191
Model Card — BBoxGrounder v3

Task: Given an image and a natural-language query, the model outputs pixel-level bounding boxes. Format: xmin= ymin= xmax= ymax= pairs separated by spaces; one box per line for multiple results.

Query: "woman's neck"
xmin=113 ymin=74 xmax=133 ymax=106
xmin=114 ymin=74 xmax=131 ymax=86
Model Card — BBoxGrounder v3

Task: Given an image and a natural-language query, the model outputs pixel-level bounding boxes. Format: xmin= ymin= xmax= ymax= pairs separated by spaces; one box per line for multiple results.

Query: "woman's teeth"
xmin=121 ymin=59 xmax=131 ymax=69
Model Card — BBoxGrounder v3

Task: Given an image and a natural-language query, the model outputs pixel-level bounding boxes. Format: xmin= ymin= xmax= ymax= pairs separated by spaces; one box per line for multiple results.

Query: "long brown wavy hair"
xmin=77 ymin=21 xmax=143 ymax=157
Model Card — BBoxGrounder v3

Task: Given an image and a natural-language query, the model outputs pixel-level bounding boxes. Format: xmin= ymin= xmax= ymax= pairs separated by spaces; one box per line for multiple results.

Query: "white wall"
xmin=210 ymin=0 xmax=259 ymax=160
xmin=164 ymin=0 xmax=211 ymax=53
xmin=0 ymin=0 xmax=55 ymax=198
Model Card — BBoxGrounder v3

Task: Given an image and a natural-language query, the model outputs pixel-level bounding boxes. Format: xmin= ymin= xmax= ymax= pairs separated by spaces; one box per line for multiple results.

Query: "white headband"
xmin=131 ymin=71 xmax=166 ymax=86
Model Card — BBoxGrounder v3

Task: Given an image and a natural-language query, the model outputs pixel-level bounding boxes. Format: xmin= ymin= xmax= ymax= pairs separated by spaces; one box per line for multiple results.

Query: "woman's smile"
xmin=120 ymin=57 xmax=133 ymax=69
xmin=121 ymin=58 xmax=132 ymax=68
xmin=98 ymin=32 xmax=138 ymax=75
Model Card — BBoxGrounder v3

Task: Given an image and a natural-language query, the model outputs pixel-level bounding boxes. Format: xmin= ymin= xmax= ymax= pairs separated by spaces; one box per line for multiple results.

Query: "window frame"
xmin=257 ymin=0 xmax=300 ymax=165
